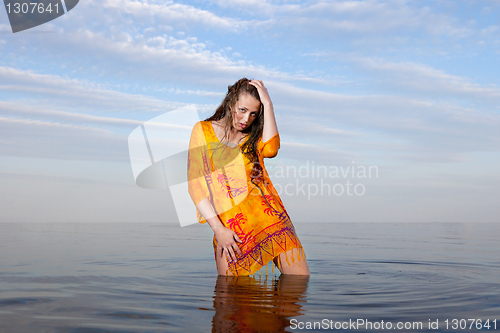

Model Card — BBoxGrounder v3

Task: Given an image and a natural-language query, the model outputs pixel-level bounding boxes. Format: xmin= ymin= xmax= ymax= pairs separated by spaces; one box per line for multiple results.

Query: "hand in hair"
xmin=249 ymin=80 xmax=272 ymax=106
xmin=249 ymin=80 xmax=278 ymax=143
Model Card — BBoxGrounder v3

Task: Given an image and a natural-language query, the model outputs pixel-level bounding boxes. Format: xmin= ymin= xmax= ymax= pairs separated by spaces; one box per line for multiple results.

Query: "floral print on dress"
xmin=188 ymin=121 xmax=304 ymax=276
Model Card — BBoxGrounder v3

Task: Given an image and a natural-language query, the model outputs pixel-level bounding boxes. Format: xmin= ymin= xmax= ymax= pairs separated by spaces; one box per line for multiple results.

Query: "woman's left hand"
xmin=249 ymin=80 xmax=273 ymax=106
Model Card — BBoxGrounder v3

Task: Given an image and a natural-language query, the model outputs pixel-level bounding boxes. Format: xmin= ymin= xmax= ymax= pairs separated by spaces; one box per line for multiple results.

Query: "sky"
xmin=0 ymin=0 xmax=499 ymax=223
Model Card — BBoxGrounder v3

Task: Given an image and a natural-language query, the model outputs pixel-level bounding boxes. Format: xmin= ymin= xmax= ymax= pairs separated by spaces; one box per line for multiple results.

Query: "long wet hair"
xmin=204 ymin=77 xmax=266 ymax=187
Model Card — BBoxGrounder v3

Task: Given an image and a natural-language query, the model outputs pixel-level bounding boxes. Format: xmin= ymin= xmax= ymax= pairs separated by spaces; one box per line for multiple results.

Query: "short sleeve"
xmin=187 ymin=121 xmax=211 ymax=223
xmin=258 ymin=133 xmax=280 ymax=158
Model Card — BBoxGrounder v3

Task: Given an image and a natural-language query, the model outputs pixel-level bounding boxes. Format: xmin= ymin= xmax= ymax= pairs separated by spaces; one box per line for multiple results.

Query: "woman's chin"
xmin=235 ymin=123 xmax=251 ymax=132
xmin=242 ymin=126 xmax=252 ymax=133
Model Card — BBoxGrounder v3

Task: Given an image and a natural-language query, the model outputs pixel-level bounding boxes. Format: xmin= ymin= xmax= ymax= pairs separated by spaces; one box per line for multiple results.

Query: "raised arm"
xmin=249 ymin=80 xmax=278 ymax=143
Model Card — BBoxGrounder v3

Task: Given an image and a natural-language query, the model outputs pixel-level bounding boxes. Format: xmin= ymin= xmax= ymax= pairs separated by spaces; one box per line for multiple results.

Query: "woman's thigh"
xmin=274 ymin=247 xmax=310 ymax=275
xmin=216 ymin=247 xmax=310 ymax=276
xmin=215 ymin=249 xmax=235 ymax=276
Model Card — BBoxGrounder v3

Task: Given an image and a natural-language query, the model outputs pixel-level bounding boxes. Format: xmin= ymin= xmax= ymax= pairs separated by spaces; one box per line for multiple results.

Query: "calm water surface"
xmin=0 ymin=223 xmax=499 ymax=332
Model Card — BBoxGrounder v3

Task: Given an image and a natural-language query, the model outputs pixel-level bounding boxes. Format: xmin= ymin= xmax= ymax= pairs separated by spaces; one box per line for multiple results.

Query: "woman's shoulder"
xmin=194 ymin=120 xmax=209 ymax=125
xmin=190 ymin=121 xmax=207 ymax=140
xmin=191 ymin=121 xmax=217 ymax=139
xmin=192 ymin=120 xmax=210 ymax=130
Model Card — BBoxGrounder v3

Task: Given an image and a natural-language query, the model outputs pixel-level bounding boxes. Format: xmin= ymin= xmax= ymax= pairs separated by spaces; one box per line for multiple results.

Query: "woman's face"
xmin=232 ymin=93 xmax=261 ymax=131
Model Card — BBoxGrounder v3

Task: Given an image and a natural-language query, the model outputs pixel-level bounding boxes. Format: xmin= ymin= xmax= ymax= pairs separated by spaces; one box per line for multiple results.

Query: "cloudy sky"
xmin=0 ymin=0 xmax=499 ymax=223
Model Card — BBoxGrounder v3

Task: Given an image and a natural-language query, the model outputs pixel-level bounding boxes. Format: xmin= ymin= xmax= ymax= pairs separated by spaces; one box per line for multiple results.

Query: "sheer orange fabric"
xmin=188 ymin=121 xmax=304 ymax=276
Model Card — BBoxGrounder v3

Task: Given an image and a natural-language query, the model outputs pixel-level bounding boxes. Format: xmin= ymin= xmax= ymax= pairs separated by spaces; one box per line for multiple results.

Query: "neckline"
xmin=209 ymin=121 xmax=245 ymax=147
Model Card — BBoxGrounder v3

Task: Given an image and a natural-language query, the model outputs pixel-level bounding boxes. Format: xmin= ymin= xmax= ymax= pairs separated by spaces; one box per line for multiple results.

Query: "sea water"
xmin=1 ymin=222 xmax=499 ymax=332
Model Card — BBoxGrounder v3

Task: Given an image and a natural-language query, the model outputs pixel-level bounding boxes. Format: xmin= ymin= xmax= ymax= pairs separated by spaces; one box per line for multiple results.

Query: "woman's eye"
xmin=239 ymin=108 xmax=246 ymax=112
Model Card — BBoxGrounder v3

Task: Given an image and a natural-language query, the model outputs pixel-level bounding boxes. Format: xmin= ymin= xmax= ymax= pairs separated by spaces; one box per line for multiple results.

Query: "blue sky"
xmin=0 ymin=0 xmax=499 ymax=223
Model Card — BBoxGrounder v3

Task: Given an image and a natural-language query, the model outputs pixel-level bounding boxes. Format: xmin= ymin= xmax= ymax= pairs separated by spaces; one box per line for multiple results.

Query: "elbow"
xmin=263 ymin=146 xmax=279 ymax=158
xmin=261 ymin=134 xmax=280 ymax=158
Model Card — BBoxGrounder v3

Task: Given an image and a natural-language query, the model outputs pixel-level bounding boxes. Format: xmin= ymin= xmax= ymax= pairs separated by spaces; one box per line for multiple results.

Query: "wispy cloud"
xmin=101 ymin=0 xmax=254 ymax=31
xmin=0 ymin=66 xmax=183 ymax=113
xmin=227 ymin=0 xmax=472 ymax=37
xmin=2 ymin=0 xmax=500 ymax=222
xmin=0 ymin=116 xmax=127 ymax=161
xmin=0 ymin=101 xmax=143 ymax=127
xmin=354 ymin=57 xmax=500 ymax=102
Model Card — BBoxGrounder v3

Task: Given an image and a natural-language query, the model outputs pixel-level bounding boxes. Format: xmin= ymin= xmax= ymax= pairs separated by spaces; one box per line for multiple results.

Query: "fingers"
xmin=234 ymin=245 xmax=243 ymax=257
xmin=232 ymin=234 xmax=243 ymax=257
xmin=222 ymin=245 xmax=238 ymax=262
xmin=249 ymin=80 xmax=271 ymax=103
xmin=233 ymin=233 xmax=243 ymax=243
xmin=249 ymin=79 xmax=264 ymax=88
xmin=218 ymin=244 xmax=242 ymax=262
xmin=227 ymin=247 xmax=237 ymax=262
xmin=218 ymin=245 xmax=225 ymax=259
xmin=215 ymin=228 xmax=244 ymax=262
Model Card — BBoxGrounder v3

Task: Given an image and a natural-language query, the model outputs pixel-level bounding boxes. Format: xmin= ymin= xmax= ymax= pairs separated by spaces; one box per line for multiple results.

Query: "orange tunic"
xmin=187 ymin=121 xmax=304 ymax=276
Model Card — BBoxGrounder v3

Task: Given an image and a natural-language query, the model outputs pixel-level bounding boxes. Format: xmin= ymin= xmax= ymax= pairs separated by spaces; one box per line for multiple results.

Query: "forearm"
xmin=196 ymin=197 xmax=224 ymax=232
xmin=262 ymin=101 xmax=278 ymax=143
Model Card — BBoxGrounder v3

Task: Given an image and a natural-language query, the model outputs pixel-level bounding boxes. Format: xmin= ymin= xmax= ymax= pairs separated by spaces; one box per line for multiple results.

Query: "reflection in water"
xmin=212 ymin=274 xmax=310 ymax=332
xmin=2 ymin=223 xmax=500 ymax=331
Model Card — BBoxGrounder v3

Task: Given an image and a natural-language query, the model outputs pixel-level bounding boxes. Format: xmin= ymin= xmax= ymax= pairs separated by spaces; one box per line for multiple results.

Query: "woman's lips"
xmin=240 ymin=123 xmax=247 ymax=128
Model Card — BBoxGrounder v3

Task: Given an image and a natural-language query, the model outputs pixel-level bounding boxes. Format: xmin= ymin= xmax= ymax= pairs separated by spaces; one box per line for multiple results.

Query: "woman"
xmin=187 ymin=78 xmax=310 ymax=276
